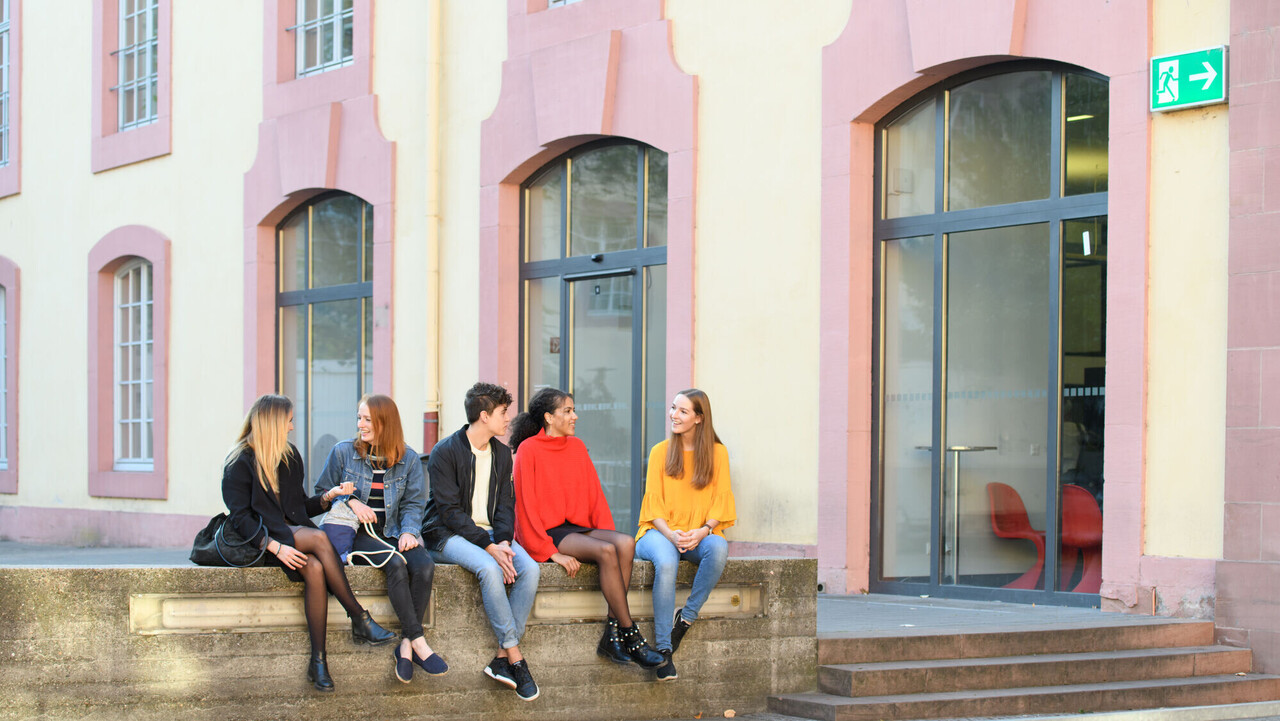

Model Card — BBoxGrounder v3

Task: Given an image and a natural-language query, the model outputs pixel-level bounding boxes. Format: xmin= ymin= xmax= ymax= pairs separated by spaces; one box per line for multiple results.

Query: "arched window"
xmin=113 ymin=258 xmax=153 ymax=470
xmin=277 ymin=192 xmax=372 ymax=486
xmin=874 ymin=64 xmax=1108 ymax=598
xmin=521 ymin=141 xmax=668 ymax=530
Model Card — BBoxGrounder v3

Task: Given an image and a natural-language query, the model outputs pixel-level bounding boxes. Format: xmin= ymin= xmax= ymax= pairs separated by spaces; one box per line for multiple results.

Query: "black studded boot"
xmin=596 ymin=617 xmax=630 ymax=665
xmin=618 ymin=624 xmax=665 ymax=668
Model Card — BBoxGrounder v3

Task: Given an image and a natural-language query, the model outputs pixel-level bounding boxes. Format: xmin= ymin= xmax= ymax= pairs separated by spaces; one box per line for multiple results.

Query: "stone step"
xmin=818 ymin=645 xmax=1252 ymax=697
xmin=770 ymin=673 xmax=1280 ymax=721
xmin=818 ymin=619 xmax=1215 ymax=664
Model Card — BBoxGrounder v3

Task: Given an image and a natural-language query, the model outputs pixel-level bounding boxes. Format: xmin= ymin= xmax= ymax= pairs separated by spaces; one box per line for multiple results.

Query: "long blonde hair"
xmin=354 ymin=394 xmax=405 ymax=468
xmin=664 ymin=389 xmax=723 ymax=490
xmin=224 ymin=394 xmax=294 ymax=494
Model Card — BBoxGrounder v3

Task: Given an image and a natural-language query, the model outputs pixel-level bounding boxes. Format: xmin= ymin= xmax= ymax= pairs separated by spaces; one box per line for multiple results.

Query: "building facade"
xmin=1 ymin=0 xmax=1279 ymax=668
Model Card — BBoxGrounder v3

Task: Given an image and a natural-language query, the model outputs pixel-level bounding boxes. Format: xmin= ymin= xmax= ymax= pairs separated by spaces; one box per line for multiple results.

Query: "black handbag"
xmin=190 ymin=512 xmax=267 ymax=567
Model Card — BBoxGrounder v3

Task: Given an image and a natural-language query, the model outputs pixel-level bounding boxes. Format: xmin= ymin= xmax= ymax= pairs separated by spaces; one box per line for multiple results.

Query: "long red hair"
xmin=354 ymin=394 xmax=405 ymax=468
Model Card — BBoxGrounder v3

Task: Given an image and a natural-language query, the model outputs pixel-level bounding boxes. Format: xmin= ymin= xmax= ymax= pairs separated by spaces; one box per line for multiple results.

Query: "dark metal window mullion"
xmin=929 ymin=87 xmax=948 ymax=588
xmin=1042 ymin=73 xmax=1066 ymax=590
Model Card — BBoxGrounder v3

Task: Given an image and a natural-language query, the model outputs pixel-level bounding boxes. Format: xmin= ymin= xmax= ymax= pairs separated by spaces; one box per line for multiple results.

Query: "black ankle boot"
xmin=307 ymin=651 xmax=335 ymax=692
xmin=350 ymin=610 xmax=397 ymax=646
xmin=618 ymin=624 xmax=665 ymax=668
xmin=596 ymin=617 xmax=630 ymax=665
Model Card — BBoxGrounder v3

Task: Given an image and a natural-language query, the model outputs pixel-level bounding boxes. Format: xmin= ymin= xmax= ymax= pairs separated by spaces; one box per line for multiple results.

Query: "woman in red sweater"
xmin=511 ymin=387 xmax=664 ymax=670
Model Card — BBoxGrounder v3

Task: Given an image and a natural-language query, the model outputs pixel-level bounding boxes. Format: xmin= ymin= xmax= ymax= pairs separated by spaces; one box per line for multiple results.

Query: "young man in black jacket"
xmin=423 ymin=382 xmax=541 ymax=701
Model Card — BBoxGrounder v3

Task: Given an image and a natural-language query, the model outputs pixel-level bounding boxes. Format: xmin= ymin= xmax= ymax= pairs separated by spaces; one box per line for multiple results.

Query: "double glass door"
xmin=521 ymin=142 xmax=669 ymax=531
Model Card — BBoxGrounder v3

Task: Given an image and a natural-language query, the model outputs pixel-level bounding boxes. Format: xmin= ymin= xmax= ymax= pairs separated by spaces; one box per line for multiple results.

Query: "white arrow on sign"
xmin=1189 ymin=61 xmax=1218 ymax=90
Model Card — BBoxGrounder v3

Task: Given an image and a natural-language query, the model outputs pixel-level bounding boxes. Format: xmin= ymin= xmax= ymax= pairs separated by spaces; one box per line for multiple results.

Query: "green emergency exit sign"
xmin=1151 ymin=46 xmax=1228 ymax=112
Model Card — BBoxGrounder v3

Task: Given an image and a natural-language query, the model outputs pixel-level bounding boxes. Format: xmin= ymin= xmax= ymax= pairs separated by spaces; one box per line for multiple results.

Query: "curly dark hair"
xmin=509 ymin=387 xmax=572 ymax=452
xmin=464 ymin=382 xmax=514 ymax=424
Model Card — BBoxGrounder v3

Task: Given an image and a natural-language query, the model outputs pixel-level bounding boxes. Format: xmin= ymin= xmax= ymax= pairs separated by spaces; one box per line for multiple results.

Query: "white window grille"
xmin=548 ymin=0 xmax=585 ymax=6
xmin=0 ymin=0 xmax=10 ymax=166
xmin=294 ymin=0 xmax=354 ymax=78
xmin=0 ymin=285 xmax=8 ymax=470
xmin=114 ymin=260 xmax=153 ymax=471
xmin=116 ymin=0 xmax=159 ymax=131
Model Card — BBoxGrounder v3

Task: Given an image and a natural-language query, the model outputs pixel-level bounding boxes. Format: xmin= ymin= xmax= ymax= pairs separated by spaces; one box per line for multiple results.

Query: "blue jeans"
xmin=635 ymin=529 xmax=729 ymax=652
xmin=431 ymin=531 xmax=540 ymax=649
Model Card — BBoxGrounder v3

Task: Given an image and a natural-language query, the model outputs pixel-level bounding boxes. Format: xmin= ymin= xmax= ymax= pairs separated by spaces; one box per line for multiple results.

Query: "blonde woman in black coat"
xmin=222 ymin=394 xmax=396 ymax=691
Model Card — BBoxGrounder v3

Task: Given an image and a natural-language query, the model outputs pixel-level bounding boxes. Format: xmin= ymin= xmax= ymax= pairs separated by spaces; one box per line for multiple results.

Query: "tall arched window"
xmin=114 ymin=258 xmax=153 ymax=470
xmin=874 ymin=63 xmax=1108 ymax=599
xmin=278 ymin=192 xmax=372 ymax=487
xmin=521 ymin=141 xmax=668 ymax=530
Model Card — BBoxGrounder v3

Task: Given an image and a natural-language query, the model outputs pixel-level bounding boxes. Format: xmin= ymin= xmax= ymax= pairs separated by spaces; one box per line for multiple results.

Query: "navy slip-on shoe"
xmin=413 ymin=650 xmax=449 ymax=676
xmin=393 ymin=647 xmax=413 ymax=683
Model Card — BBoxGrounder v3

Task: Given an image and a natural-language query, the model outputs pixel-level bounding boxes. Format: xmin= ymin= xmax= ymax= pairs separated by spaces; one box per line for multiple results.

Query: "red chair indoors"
xmin=986 ymin=482 xmax=1046 ymax=589
xmin=1060 ymin=484 xmax=1103 ymax=593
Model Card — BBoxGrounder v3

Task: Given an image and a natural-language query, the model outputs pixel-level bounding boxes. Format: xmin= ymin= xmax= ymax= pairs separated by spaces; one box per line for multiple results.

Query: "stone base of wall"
xmin=0 ymin=558 xmax=816 ymax=720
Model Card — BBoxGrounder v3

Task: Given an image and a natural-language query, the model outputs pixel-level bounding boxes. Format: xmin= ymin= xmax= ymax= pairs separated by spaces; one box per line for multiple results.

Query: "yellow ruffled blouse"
xmin=636 ymin=440 xmax=736 ymax=540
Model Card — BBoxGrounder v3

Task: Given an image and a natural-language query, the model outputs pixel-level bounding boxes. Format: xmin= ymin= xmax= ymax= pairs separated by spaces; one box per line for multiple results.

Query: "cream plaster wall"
xmin=1144 ymin=0 xmax=1229 ymax=559
xmin=436 ymin=1 xmax=506 ymax=433
xmin=0 ymin=2 xmax=262 ymax=517
xmin=666 ymin=0 xmax=851 ymax=546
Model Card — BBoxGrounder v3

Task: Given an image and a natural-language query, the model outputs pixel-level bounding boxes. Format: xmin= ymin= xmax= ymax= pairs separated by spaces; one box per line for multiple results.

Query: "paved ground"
xmin=4 ymin=541 xmax=1280 ymax=720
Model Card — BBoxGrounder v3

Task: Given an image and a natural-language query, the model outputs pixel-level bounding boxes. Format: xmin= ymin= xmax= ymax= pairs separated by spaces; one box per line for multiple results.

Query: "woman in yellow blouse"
xmin=634 ymin=388 xmax=736 ymax=681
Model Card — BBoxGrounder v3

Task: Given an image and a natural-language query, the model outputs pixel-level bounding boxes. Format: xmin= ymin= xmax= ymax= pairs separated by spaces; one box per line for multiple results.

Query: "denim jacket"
xmin=314 ymin=439 xmax=426 ymax=542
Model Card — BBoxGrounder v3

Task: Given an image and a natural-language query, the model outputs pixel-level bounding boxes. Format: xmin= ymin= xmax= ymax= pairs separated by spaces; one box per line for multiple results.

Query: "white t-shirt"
xmin=470 ymin=442 xmax=493 ymax=530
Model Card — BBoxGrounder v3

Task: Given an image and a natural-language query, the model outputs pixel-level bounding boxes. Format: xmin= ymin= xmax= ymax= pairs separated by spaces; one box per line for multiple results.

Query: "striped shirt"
xmin=368 ymin=468 xmax=387 ymax=527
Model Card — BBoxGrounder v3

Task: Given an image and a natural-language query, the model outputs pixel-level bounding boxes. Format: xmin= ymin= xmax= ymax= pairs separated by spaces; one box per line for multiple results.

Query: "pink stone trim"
xmin=1099 ymin=556 xmax=1216 ymax=618
xmin=0 ymin=257 xmax=18 ymax=493
xmin=819 ymin=0 xmax=1151 ymax=596
xmin=262 ymin=0 xmax=373 ymax=120
xmin=480 ymin=1 xmax=696 ymax=405
xmin=0 ymin=0 xmax=21 ymax=198
xmin=87 ymin=226 xmax=170 ymax=499
xmin=0 ymin=505 xmax=204 ymax=547
xmin=90 ymin=0 xmax=172 ymax=173
xmin=242 ymin=97 xmax=394 ymax=405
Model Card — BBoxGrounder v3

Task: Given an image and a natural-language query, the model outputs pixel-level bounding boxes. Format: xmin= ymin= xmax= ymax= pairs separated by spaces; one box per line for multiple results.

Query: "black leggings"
xmin=350 ymin=530 xmax=435 ymax=640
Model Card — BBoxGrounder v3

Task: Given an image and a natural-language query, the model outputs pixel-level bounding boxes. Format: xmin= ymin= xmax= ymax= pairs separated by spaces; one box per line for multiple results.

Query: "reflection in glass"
xmin=1064 ymin=74 xmax=1109 ymax=196
xmin=570 ymin=145 xmax=639 ymax=257
xmin=1058 ymin=216 xmax=1106 ymax=592
xmin=524 ymin=277 xmax=561 ymax=397
xmin=646 ymin=151 xmax=668 ymax=247
xmin=571 ymin=276 xmax=634 ymax=530
xmin=311 ymin=195 xmax=366 ymax=288
xmin=526 ymin=168 xmax=563 ymax=262
xmin=880 ymin=236 xmax=935 ymax=582
xmin=945 ymin=224 xmax=1049 ymax=588
xmin=644 ymin=267 xmax=667 ymax=461
xmin=948 ymin=71 xmax=1051 ymax=210
xmin=309 ymin=298 xmax=362 ymax=488
xmin=279 ymin=213 xmax=308 ymax=293
xmin=279 ymin=304 xmax=308 ymax=475
xmin=884 ymin=100 xmax=936 ymax=219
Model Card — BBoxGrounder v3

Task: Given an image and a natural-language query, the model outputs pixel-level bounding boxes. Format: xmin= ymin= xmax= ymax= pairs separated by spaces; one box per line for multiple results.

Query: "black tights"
xmin=291 ymin=527 xmax=365 ymax=655
xmin=557 ymin=530 xmax=637 ymax=627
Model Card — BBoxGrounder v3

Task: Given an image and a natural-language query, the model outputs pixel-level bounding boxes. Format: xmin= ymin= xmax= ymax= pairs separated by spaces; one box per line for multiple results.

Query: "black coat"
xmin=222 ymin=444 xmax=325 ymax=548
xmin=422 ymin=426 xmax=515 ymax=551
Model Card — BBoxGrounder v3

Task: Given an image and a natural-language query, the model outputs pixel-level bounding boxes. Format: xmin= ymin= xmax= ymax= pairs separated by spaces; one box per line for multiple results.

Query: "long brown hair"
xmin=664 ymin=389 xmax=722 ymax=490
xmin=355 ymin=394 xmax=405 ymax=467
xmin=224 ymin=394 xmax=294 ymax=495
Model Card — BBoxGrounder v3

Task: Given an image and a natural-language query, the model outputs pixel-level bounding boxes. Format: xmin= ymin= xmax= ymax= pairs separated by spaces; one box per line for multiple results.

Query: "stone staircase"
xmin=769 ymin=619 xmax=1280 ymax=720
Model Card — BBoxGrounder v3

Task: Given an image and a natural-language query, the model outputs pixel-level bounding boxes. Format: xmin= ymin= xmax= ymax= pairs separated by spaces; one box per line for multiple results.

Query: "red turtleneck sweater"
xmin=513 ymin=430 xmax=615 ymax=561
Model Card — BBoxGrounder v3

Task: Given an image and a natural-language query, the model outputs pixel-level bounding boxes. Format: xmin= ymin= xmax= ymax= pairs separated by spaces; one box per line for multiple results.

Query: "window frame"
xmin=0 ymin=256 xmax=18 ymax=493
xmin=293 ymin=0 xmax=354 ymax=78
xmin=112 ymin=258 xmax=154 ymax=472
xmin=88 ymin=227 xmax=169 ymax=499
xmin=869 ymin=61 xmax=1110 ymax=602
xmin=91 ymin=0 xmax=170 ymax=173
xmin=0 ymin=0 xmax=19 ymax=197
xmin=115 ymin=0 xmax=159 ymax=132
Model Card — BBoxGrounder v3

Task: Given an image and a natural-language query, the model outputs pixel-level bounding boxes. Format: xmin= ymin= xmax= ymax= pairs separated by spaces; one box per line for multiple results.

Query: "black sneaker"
xmin=509 ymin=659 xmax=540 ymax=701
xmin=671 ymin=607 xmax=693 ymax=653
xmin=484 ymin=656 xmax=516 ymax=689
xmin=655 ymin=650 xmax=678 ymax=682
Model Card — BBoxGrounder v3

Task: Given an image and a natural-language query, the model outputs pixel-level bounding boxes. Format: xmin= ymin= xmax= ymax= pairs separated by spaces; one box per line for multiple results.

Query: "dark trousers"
xmin=350 ymin=530 xmax=435 ymax=640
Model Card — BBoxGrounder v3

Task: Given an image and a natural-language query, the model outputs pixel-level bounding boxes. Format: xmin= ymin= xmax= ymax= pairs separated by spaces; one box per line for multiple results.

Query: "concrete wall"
xmin=0 ymin=558 xmax=817 ymax=720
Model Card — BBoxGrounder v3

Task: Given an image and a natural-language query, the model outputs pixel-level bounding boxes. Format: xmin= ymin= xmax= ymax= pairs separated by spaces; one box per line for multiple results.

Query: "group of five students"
xmin=221 ymin=382 xmax=736 ymax=700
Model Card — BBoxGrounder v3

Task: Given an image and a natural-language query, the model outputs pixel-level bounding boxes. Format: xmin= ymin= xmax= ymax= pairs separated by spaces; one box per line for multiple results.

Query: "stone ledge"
xmin=0 ymin=558 xmax=816 ymax=721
